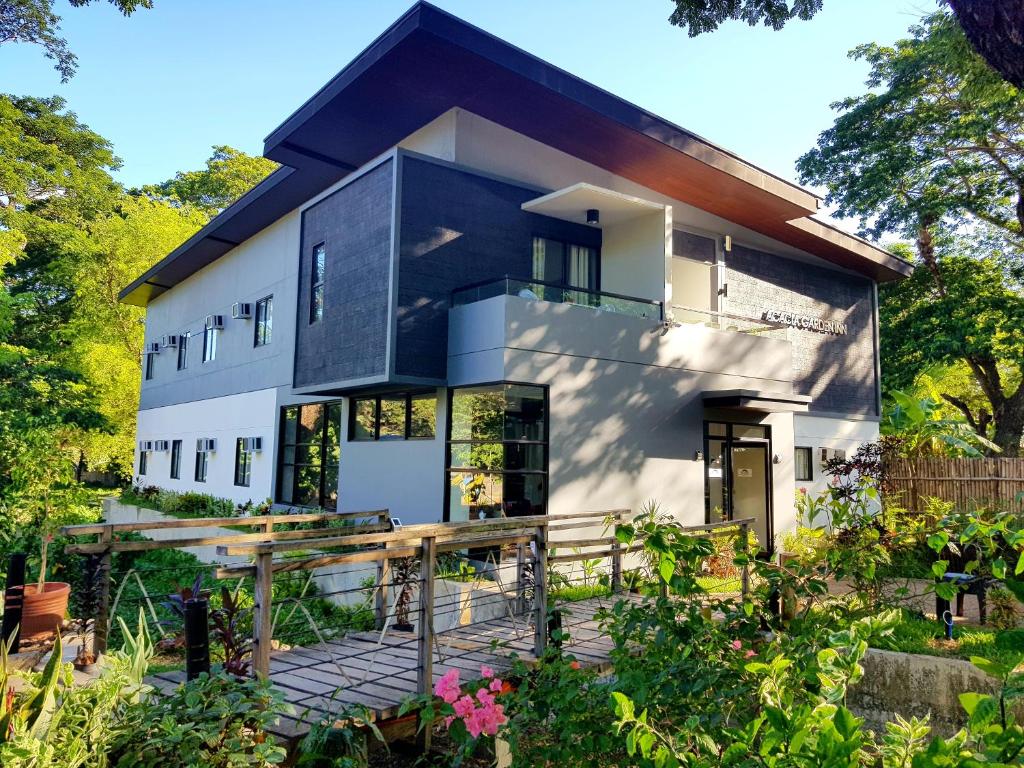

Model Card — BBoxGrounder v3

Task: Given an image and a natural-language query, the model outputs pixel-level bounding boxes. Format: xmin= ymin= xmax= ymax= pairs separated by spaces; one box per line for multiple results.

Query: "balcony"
xmin=452 ymin=276 xmax=663 ymax=321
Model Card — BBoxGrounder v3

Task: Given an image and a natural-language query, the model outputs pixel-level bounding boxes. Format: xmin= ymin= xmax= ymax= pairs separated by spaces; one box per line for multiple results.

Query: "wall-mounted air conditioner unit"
xmin=205 ymin=314 xmax=225 ymax=330
xmin=145 ymin=342 xmax=160 ymax=354
xmin=196 ymin=437 xmax=217 ymax=453
xmin=232 ymin=302 xmax=253 ymax=320
xmin=242 ymin=436 xmax=263 ymax=453
xmin=139 ymin=440 xmax=154 ymax=452
xmin=161 ymin=334 xmax=179 ymax=348
xmin=153 ymin=440 xmax=170 ymax=452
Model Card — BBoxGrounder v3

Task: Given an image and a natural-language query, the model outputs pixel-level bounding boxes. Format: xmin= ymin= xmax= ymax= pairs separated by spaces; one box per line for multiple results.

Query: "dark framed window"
xmin=144 ymin=353 xmax=154 ymax=381
xmin=310 ymin=242 xmax=325 ymax=323
xmin=177 ymin=332 xmax=190 ymax=370
xmin=234 ymin=438 xmax=252 ymax=487
xmin=349 ymin=392 xmax=437 ymax=441
xmin=277 ymin=402 xmax=341 ymax=509
xmin=170 ymin=440 xmax=182 ymax=479
xmin=195 ymin=450 xmax=208 ymax=483
xmin=254 ymin=296 xmax=273 ymax=347
xmin=531 ymin=236 xmax=599 ymax=291
xmin=138 ymin=450 xmax=148 ymax=475
xmin=445 ymin=383 xmax=548 ymax=522
xmin=795 ymin=446 xmax=813 ymax=482
xmin=202 ymin=326 xmax=217 ymax=363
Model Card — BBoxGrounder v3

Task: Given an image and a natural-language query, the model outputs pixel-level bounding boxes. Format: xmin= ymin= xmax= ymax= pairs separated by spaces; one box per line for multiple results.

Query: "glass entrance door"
xmin=729 ymin=443 xmax=771 ymax=551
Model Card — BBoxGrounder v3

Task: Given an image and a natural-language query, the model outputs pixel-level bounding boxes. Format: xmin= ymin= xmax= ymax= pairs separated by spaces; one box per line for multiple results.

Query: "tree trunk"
xmin=992 ymin=392 xmax=1024 ymax=456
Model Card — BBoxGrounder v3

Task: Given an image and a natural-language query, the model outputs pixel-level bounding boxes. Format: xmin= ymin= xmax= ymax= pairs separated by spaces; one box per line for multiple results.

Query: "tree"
xmin=0 ymin=0 xmax=153 ymax=81
xmin=881 ymin=390 xmax=999 ymax=457
xmin=145 ymin=145 xmax=277 ymax=215
xmin=879 ymin=251 xmax=1024 ymax=454
xmin=666 ymin=2 xmax=1024 ymax=89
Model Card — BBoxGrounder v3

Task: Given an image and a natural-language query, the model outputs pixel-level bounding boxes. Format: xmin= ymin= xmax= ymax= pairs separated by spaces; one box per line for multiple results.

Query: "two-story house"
xmin=124 ymin=2 xmax=911 ymax=549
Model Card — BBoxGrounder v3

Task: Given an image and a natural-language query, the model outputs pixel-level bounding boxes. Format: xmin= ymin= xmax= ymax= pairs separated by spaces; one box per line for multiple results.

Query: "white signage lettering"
xmin=761 ymin=310 xmax=848 ymax=336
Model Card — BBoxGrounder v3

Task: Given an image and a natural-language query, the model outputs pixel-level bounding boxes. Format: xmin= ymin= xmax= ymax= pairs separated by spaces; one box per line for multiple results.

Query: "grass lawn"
xmin=879 ymin=609 xmax=1024 ymax=670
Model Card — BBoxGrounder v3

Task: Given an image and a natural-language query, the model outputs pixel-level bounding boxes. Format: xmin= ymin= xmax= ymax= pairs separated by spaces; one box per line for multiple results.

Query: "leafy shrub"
xmin=111 ymin=672 xmax=289 ymax=768
xmin=988 ymin=586 xmax=1021 ymax=630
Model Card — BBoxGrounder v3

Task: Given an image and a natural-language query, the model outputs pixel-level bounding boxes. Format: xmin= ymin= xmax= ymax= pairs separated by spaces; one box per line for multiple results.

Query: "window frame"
xmin=795 ymin=446 xmax=814 ymax=482
xmin=138 ymin=449 xmax=148 ymax=476
xmin=234 ymin=438 xmax=252 ymax=487
xmin=531 ymin=235 xmax=601 ymax=292
xmin=443 ymin=381 xmax=549 ymax=522
xmin=170 ymin=439 xmax=182 ymax=479
xmin=309 ymin=242 xmax=326 ymax=324
xmin=194 ymin=450 xmax=208 ymax=483
xmin=202 ymin=326 xmax=217 ymax=363
xmin=275 ymin=402 xmax=342 ymax=510
xmin=254 ymin=296 xmax=273 ymax=347
xmin=177 ymin=332 xmax=190 ymax=370
xmin=348 ymin=392 xmax=437 ymax=442
xmin=144 ymin=353 xmax=154 ymax=381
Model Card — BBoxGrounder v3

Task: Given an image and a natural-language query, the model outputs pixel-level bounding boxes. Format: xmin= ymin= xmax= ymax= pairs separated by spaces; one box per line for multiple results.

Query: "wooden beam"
xmin=62 ymin=508 xmax=389 ymax=536
xmin=213 ymin=545 xmax=422 ymax=579
xmin=417 ymin=536 xmax=436 ymax=696
xmin=253 ymin=551 xmax=273 ymax=678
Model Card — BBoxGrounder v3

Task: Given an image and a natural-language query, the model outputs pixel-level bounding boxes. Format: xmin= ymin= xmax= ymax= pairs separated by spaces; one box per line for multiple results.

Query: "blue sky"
xmin=4 ymin=0 xmax=928 ymax=193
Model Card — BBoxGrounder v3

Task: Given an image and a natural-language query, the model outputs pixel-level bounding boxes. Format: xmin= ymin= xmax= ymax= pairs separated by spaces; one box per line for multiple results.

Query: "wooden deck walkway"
xmin=147 ymin=591 xmax=643 ymax=740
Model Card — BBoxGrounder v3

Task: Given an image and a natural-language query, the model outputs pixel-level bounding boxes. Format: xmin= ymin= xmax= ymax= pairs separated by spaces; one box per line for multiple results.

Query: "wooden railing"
xmin=62 ymin=509 xmax=751 ymax=697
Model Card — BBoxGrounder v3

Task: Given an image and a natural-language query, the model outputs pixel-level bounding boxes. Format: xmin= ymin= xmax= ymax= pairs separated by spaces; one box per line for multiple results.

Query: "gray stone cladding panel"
xmin=396 ymin=156 xmax=601 ymax=380
xmin=726 ymin=244 xmax=878 ymax=416
xmin=294 ymin=160 xmax=394 ymax=388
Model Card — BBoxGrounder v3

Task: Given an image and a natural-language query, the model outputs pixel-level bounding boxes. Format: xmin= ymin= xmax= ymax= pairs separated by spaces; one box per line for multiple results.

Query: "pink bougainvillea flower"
xmin=489 ymin=678 xmax=503 ymax=693
xmin=731 ymin=639 xmax=743 ymax=651
xmin=480 ymin=664 xmax=495 ymax=679
xmin=434 ymin=668 xmax=461 ymax=704
xmin=745 ymin=649 xmax=756 ymax=659
xmin=453 ymin=694 xmax=476 ymax=719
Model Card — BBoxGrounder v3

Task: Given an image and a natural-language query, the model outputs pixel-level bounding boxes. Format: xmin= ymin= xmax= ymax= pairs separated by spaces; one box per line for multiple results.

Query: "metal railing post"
xmin=417 ymin=537 xmax=436 ymax=696
xmin=184 ymin=597 xmax=211 ymax=680
xmin=515 ymin=541 xmax=527 ymax=614
xmin=253 ymin=549 xmax=273 ymax=678
xmin=93 ymin=525 xmax=113 ymax=656
xmin=533 ymin=524 xmax=548 ymax=658
xmin=610 ymin=512 xmax=623 ymax=593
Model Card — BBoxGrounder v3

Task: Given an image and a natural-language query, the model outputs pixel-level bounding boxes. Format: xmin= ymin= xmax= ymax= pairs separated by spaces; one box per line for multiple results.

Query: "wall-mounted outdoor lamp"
xmin=773 ymin=454 xmax=782 ymax=465
xmin=586 ymin=208 xmax=600 ymax=225
xmin=694 ymin=450 xmax=704 ymax=461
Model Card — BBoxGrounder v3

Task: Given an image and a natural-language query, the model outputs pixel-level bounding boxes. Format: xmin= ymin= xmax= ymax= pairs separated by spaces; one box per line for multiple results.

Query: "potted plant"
xmin=392 ymin=556 xmax=420 ymax=632
xmin=20 ymin=526 xmax=71 ymax=642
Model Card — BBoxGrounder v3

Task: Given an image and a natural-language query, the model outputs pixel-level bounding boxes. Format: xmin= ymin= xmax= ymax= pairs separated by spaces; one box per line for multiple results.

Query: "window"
xmin=202 ymin=326 xmax=217 ymax=363
xmin=234 ymin=438 xmax=252 ymax=487
xmin=310 ymin=242 xmax=325 ymax=323
xmin=138 ymin=449 xmax=148 ymax=475
xmin=446 ymin=384 xmax=547 ymax=522
xmin=531 ymin=237 xmax=598 ymax=293
xmin=277 ymin=402 xmax=341 ymax=509
xmin=349 ymin=392 xmax=438 ymax=441
xmin=170 ymin=440 xmax=182 ymax=479
xmin=795 ymin=447 xmax=813 ymax=482
xmin=177 ymin=332 xmax=190 ymax=370
xmin=144 ymin=353 xmax=154 ymax=381
xmin=194 ymin=450 xmax=208 ymax=483
xmin=254 ymin=296 xmax=273 ymax=346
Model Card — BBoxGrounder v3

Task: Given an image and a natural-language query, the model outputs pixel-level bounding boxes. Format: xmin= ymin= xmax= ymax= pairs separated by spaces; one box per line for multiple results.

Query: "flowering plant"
xmin=401 ymin=664 xmax=509 ymax=764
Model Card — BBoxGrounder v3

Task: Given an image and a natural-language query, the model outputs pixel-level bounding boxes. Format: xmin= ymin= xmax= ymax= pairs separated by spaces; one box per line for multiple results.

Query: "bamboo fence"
xmin=887 ymin=457 xmax=1024 ymax=514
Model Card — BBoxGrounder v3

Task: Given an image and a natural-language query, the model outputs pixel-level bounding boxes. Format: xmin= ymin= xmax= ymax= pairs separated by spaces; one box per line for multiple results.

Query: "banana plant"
xmin=882 ymin=390 xmax=1001 ymax=457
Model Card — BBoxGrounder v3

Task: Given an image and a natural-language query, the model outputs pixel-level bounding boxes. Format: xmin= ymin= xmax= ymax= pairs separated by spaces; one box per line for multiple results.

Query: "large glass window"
xmin=310 ymin=243 xmax=325 ymax=324
xmin=349 ymin=393 xmax=437 ymax=441
xmin=254 ymin=296 xmax=273 ymax=347
xmin=446 ymin=384 xmax=547 ymax=522
xmin=531 ymin=237 xmax=598 ymax=292
xmin=170 ymin=440 xmax=182 ymax=479
xmin=234 ymin=438 xmax=253 ymax=487
xmin=177 ymin=332 xmax=190 ymax=370
xmin=277 ymin=402 xmax=341 ymax=509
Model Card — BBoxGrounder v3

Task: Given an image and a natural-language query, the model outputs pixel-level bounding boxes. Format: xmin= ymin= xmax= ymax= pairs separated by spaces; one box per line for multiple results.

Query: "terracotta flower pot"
xmin=20 ymin=582 xmax=71 ymax=641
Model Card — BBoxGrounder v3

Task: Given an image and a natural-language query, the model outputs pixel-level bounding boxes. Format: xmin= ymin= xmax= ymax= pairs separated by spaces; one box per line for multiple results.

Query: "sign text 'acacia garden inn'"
xmin=125 ymin=2 xmax=911 ymax=552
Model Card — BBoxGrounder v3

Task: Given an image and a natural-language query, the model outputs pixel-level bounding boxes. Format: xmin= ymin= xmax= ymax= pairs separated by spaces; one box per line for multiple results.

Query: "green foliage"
xmin=120 ymin=485 xmax=236 ymax=518
xmin=882 ymin=390 xmax=1002 ymax=457
xmin=111 ymin=672 xmax=289 ymax=768
xmin=297 ymin=705 xmax=383 ymax=768
xmin=0 ymin=0 xmax=152 ymax=81
xmin=667 ymin=0 xmax=823 ymax=35
xmin=144 ymin=146 xmax=278 ymax=214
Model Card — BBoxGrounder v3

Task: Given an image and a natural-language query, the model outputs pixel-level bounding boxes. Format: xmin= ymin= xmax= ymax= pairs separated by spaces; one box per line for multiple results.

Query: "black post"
xmin=2 ymin=553 xmax=28 ymax=653
xmin=184 ymin=597 xmax=210 ymax=680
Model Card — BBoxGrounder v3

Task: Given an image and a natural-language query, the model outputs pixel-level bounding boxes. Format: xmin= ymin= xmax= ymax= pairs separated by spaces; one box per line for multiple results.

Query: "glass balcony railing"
xmin=669 ymin=304 xmax=788 ymax=336
xmin=451 ymin=277 xmax=664 ymax=321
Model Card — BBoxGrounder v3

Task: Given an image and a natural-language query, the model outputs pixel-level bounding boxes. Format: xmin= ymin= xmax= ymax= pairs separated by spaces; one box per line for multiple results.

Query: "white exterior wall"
xmin=135 ymin=388 xmax=280 ymax=504
xmin=793 ymin=414 xmax=880 ymax=499
xmin=337 ymin=391 xmax=447 ymax=525
xmin=601 ymin=209 xmax=672 ymax=304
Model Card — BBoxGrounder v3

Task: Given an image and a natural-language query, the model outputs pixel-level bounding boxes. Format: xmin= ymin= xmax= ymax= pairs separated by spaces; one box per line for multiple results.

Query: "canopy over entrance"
xmin=702 ymin=389 xmax=811 ymax=413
